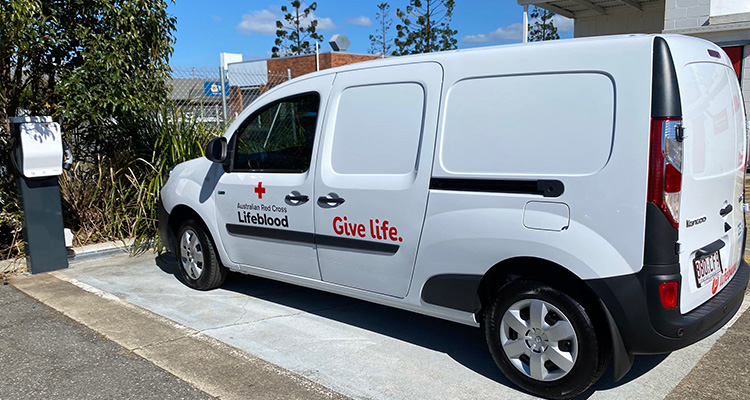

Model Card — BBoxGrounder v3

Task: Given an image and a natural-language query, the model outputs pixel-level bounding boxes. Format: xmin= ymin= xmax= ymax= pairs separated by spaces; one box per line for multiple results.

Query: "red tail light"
xmin=659 ymin=281 xmax=679 ymax=309
xmin=648 ymin=117 xmax=683 ymax=228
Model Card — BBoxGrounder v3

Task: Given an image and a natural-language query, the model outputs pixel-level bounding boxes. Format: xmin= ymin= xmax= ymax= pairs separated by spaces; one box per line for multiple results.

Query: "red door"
xmin=722 ymin=46 xmax=743 ymax=81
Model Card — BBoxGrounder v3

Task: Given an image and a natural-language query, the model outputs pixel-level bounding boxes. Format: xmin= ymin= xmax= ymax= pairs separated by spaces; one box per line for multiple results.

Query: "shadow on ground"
xmin=155 ymin=254 xmax=667 ymax=398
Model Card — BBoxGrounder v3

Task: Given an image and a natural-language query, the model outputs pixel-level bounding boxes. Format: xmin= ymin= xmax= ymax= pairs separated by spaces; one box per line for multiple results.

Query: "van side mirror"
xmin=205 ymin=137 xmax=227 ymax=163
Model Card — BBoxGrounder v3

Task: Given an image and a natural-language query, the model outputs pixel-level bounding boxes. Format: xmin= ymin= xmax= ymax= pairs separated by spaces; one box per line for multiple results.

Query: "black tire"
xmin=176 ymin=219 xmax=227 ymax=290
xmin=484 ymin=280 xmax=609 ymax=399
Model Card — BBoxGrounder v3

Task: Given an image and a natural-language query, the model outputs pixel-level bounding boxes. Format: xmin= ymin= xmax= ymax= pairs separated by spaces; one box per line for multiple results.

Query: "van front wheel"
xmin=177 ymin=219 xmax=227 ymax=290
xmin=485 ymin=280 xmax=608 ymax=399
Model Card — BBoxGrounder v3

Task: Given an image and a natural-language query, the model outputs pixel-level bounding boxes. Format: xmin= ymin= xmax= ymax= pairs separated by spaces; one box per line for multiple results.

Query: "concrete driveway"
xmin=20 ymin=252 xmax=750 ymax=400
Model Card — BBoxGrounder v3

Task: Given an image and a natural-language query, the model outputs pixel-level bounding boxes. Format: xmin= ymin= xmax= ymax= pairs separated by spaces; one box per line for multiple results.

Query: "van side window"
xmin=330 ymin=83 xmax=424 ymax=175
xmin=233 ymin=93 xmax=320 ymax=173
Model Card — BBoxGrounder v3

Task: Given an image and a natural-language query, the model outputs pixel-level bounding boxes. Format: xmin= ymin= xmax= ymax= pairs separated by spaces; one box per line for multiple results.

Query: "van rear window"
xmin=439 ymin=72 xmax=615 ymax=176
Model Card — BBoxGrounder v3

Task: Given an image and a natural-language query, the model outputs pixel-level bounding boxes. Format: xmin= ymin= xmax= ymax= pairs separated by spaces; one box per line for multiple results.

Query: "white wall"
xmin=664 ymin=0 xmax=711 ymax=31
xmin=711 ymin=0 xmax=750 ymax=16
xmin=227 ymin=60 xmax=269 ymax=86
xmin=574 ymin=1 xmax=665 ymax=37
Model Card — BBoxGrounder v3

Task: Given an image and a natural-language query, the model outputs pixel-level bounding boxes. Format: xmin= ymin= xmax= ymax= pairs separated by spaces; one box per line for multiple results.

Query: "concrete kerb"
xmin=1 ymin=238 xmax=137 ymax=276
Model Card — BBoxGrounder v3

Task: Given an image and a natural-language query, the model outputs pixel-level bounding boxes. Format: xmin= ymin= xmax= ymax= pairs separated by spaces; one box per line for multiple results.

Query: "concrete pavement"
xmin=6 ymin=252 xmax=748 ymax=400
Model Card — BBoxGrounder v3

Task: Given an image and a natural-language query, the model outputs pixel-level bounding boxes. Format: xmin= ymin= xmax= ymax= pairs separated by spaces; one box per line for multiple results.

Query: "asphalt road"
xmin=0 ymin=283 xmax=213 ymax=400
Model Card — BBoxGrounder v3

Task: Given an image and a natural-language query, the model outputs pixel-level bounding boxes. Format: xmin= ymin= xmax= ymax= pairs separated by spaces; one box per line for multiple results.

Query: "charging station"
xmin=10 ymin=116 xmax=68 ymax=274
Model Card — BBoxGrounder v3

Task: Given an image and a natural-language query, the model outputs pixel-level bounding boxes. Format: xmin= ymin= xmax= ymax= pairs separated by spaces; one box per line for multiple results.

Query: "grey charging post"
xmin=10 ymin=116 xmax=68 ymax=274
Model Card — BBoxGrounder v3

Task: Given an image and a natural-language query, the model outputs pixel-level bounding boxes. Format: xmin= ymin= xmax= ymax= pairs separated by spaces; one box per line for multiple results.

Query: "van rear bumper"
xmin=587 ymin=259 xmax=749 ymax=355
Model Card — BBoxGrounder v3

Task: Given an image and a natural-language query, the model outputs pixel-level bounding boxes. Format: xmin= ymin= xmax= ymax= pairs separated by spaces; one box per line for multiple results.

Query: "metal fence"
xmin=167 ymin=66 xmax=289 ymax=126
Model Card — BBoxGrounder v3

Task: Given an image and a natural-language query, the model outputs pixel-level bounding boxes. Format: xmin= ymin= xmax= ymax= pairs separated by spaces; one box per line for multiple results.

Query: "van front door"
xmin=313 ymin=63 xmax=443 ymax=297
xmin=214 ymin=75 xmax=333 ymax=279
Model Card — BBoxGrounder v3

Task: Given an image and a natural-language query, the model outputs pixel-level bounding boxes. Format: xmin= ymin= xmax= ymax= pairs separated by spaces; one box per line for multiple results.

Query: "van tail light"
xmin=659 ymin=281 xmax=679 ymax=309
xmin=648 ymin=117 xmax=684 ymax=228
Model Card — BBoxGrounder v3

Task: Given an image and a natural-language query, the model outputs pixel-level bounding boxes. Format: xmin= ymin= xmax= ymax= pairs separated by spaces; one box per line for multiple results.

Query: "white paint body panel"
xmin=161 ymin=34 xmax=745 ymax=326
xmin=314 ymin=63 xmax=443 ymax=298
xmin=665 ymin=36 xmax=747 ymax=313
xmin=214 ymin=74 xmax=335 ymax=279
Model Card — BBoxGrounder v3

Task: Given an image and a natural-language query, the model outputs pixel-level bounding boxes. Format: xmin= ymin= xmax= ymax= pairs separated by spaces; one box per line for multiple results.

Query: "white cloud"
xmin=462 ymin=15 xmax=574 ymax=44
xmin=236 ymin=8 xmax=278 ymax=35
xmin=463 ymin=23 xmax=524 ymax=43
xmin=313 ymin=14 xmax=336 ymax=31
xmin=236 ymin=6 xmax=336 ymax=35
xmin=211 ymin=15 xmax=222 ymax=23
xmin=346 ymin=16 xmax=372 ymax=26
xmin=552 ymin=15 xmax=574 ymax=33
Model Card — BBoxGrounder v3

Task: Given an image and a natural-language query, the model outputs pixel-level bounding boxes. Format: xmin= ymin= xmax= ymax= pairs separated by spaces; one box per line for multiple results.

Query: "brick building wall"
xmin=266 ymin=52 xmax=380 ymax=79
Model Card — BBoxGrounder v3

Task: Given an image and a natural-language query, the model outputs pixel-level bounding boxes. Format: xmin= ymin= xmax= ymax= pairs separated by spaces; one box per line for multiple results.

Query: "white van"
xmin=159 ymin=34 xmax=749 ymax=399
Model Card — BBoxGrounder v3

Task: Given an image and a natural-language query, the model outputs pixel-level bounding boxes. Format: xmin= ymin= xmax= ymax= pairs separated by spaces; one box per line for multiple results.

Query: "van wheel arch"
xmin=168 ymin=205 xmax=212 ymax=252
xmin=477 ymin=257 xmax=626 ymax=378
xmin=477 ymin=257 xmax=601 ymax=317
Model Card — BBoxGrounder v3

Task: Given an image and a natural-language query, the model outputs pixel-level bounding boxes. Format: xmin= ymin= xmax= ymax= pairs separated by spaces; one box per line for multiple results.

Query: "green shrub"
xmin=111 ymin=107 xmax=222 ymax=253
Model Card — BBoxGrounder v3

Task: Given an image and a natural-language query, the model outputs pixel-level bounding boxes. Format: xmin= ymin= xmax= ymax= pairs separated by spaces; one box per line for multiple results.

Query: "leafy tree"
xmin=528 ymin=6 xmax=559 ymax=42
xmin=272 ymin=1 xmax=324 ymax=58
xmin=393 ymin=0 xmax=457 ymax=55
xmin=0 ymin=0 xmax=176 ymax=258
xmin=368 ymin=3 xmax=393 ymax=57
xmin=0 ymin=0 xmax=176 ymax=160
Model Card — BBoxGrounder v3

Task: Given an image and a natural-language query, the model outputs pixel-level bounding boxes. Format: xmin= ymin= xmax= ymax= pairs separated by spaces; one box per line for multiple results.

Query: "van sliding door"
xmin=312 ymin=63 xmax=443 ymax=298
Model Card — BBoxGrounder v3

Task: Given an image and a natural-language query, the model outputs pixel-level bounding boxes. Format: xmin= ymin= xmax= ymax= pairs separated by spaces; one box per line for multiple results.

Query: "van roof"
xmin=263 ymin=33 xmax=726 ymax=100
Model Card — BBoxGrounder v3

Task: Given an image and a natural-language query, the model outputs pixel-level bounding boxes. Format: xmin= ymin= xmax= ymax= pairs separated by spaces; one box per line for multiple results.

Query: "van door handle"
xmin=317 ymin=196 xmax=345 ymax=206
xmin=720 ymin=204 xmax=733 ymax=217
xmin=285 ymin=194 xmax=309 ymax=204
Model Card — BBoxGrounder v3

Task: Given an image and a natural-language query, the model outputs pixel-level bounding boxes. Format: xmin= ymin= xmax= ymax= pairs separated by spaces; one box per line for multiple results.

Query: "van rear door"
xmin=668 ymin=37 xmax=747 ymax=313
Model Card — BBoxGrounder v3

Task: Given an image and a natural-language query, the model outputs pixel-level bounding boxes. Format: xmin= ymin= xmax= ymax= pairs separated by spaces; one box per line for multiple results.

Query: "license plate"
xmin=693 ymin=251 xmax=723 ymax=288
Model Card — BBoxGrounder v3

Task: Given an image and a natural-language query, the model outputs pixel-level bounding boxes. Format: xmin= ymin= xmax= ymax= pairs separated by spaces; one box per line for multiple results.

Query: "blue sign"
xmin=204 ymin=81 xmax=229 ymax=97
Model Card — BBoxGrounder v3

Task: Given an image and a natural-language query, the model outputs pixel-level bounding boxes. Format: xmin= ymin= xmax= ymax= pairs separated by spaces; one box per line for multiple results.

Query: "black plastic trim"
xmin=643 ymin=203 xmax=679 ymax=265
xmin=226 ymin=224 xmax=314 ymax=244
xmin=430 ymin=178 xmax=564 ymax=198
xmin=587 ymin=260 xmax=749 ymax=355
xmin=225 ymin=224 xmax=399 ymax=254
xmin=157 ymin=198 xmax=175 ymax=254
xmin=651 ymin=37 xmax=682 ymax=118
xmin=315 ymin=234 xmax=399 ymax=254
xmin=599 ymin=299 xmax=634 ymax=382
xmin=695 ymin=239 xmax=725 ymax=257
xmin=421 ymin=274 xmax=482 ymax=312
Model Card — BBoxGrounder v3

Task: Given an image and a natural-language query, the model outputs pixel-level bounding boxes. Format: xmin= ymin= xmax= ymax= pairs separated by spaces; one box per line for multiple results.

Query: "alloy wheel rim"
xmin=180 ymin=229 xmax=204 ymax=280
xmin=499 ymin=298 xmax=578 ymax=381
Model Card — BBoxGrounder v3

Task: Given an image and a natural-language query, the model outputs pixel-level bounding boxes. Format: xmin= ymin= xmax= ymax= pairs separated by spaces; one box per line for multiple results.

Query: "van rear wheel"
xmin=485 ymin=280 xmax=608 ymax=399
xmin=177 ymin=219 xmax=227 ymax=290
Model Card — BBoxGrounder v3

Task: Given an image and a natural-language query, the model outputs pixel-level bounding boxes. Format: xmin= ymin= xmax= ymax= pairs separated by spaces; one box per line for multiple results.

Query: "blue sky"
xmin=167 ymin=1 xmax=574 ymax=67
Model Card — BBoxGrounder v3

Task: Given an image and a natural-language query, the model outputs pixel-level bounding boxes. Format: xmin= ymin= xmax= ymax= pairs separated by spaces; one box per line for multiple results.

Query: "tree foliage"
xmin=528 ymin=6 xmax=559 ymax=42
xmin=272 ymin=1 xmax=324 ymax=58
xmin=0 ymin=0 xmax=176 ymax=259
xmin=393 ymin=0 xmax=457 ymax=55
xmin=368 ymin=3 xmax=393 ymax=57
xmin=0 ymin=0 xmax=176 ymax=151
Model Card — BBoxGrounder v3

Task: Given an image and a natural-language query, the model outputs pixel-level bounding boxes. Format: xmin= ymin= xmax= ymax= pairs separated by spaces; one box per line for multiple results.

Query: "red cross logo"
xmin=254 ymin=182 xmax=266 ymax=199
